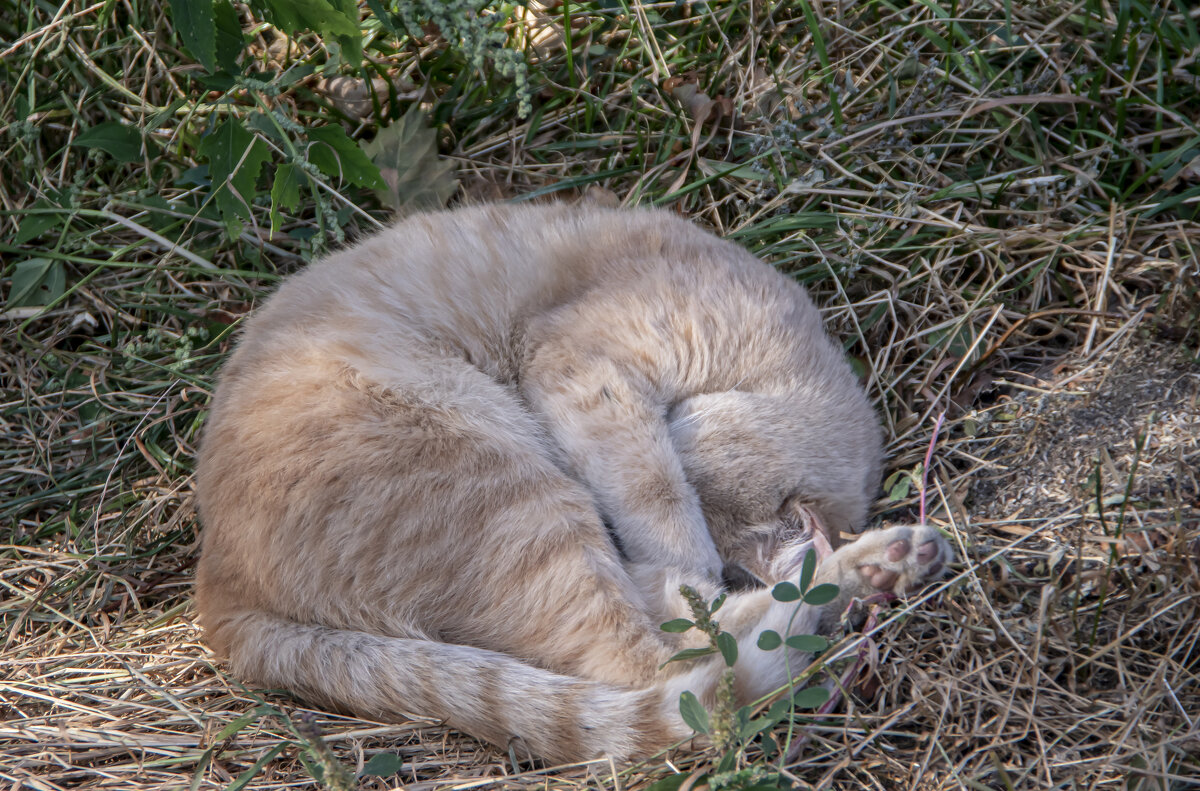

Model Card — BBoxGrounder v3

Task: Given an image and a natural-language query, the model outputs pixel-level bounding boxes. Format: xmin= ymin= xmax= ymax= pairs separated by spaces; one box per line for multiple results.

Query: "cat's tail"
xmin=212 ymin=611 xmax=693 ymax=764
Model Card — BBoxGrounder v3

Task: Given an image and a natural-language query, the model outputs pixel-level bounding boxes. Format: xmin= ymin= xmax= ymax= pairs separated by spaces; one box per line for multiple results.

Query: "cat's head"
xmin=668 ymin=389 xmax=882 ymax=585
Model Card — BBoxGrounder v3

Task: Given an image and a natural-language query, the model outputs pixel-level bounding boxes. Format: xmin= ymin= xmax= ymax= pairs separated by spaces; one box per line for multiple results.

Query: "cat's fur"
xmin=195 ymin=202 xmax=951 ymax=763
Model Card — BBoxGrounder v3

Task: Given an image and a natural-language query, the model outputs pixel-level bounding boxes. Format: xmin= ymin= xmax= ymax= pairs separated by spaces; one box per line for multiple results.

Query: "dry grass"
xmin=3 ymin=1 xmax=1199 ymax=789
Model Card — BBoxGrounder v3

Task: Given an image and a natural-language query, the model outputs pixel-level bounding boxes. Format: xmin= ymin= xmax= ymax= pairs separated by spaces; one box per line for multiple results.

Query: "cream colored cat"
xmin=195 ymin=202 xmax=951 ymax=764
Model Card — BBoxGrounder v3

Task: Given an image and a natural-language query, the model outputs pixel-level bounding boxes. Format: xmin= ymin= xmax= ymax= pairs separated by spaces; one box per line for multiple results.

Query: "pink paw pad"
xmin=859 ymin=564 xmax=899 ymax=590
xmin=885 ymin=539 xmax=910 ymax=563
xmin=852 ymin=529 xmax=950 ymax=595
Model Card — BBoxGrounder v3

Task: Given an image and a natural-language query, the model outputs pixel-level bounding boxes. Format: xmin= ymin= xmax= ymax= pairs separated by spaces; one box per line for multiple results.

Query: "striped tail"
xmin=215 ymin=611 xmax=690 ymax=764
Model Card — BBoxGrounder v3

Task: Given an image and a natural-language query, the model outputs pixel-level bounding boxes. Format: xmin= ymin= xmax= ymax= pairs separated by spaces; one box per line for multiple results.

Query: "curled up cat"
xmin=195 ymin=202 xmax=952 ymax=764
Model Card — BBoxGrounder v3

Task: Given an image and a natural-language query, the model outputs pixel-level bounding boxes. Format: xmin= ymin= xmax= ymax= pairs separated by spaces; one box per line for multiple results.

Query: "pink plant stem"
xmin=919 ymin=411 xmax=946 ymax=525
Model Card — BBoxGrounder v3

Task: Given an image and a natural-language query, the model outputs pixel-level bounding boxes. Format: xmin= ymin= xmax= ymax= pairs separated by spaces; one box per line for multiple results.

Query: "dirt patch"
xmin=967 ymin=332 xmax=1200 ymax=540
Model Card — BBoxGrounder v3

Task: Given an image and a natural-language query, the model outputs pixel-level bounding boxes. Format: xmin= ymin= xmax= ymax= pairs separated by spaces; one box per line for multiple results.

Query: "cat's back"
xmin=212 ymin=202 xmax=834 ymax=426
xmin=234 ymin=204 xmax=707 ymax=365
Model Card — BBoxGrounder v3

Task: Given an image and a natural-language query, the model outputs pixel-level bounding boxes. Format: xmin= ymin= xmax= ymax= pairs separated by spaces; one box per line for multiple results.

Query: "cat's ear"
xmin=780 ymin=495 xmax=838 ymax=559
xmin=740 ymin=498 xmax=838 ymax=586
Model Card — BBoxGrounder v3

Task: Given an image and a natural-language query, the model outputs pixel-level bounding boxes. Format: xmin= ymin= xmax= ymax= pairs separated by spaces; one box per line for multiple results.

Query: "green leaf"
xmin=709 ymin=592 xmax=726 ymax=614
xmin=307 ymin=125 xmax=385 ymax=189
xmin=886 ymin=470 xmax=912 ymax=502
xmin=15 ymin=211 xmax=60 ymax=244
xmin=659 ymin=646 xmax=715 ymax=669
xmin=771 ymin=581 xmax=800 ymax=602
xmin=784 ymin=634 xmax=830 ymax=653
xmin=799 ymin=548 xmax=817 ymax=593
xmin=360 ymin=753 xmax=403 ymax=777
xmin=928 ymin=323 xmax=981 ymax=365
xmin=363 ymin=105 xmax=458 ymax=216
xmin=72 ymin=121 xmax=151 ymax=163
xmin=761 ymin=733 xmax=778 ymax=760
xmin=716 ymin=631 xmax=738 ymax=667
xmin=715 ymin=747 xmax=738 ymax=773
xmin=363 ymin=0 xmax=402 ymax=36
xmin=227 ymin=743 xmax=287 ymax=791
xmin=270 ymin=163 xmax=304 ymax=235
xmin=756 ymin=630 xmax=782 ymax=651
xmin=7 ymin=258 xmax=66 ymax=308
xmin=660 ymin=618 xmax=694 ymax=633
xmin=255 ymin=0 xmax=361 ymax=60
xmin=765 ymin=698 xmax=792 ymax=723
xmin=213 ymin=0 xmax=245 ymax=73
xmin=197 ymin=119 xmax=272 ymax=237
xmin=168 ymin=0 xmax=216 ymax=72
xmin=644 ymin=774 xmax=692 ymax=791
xmin=802 ymin=583 xmax=839 ymax=606
xmin=738 ymin=714 xmax=777 ymax=741
xmin=679 ymin=691 xmax=710 ymax=734
xmin=792 ymin=686 xmax=831 ymax=709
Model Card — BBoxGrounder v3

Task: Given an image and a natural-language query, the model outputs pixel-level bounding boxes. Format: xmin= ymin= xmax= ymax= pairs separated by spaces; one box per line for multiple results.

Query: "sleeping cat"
xmin=195 ymin=202 xmax=951 ymax=764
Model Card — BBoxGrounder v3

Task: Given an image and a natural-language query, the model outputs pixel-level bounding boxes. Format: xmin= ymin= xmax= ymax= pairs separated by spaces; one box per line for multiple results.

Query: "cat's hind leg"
xmin=668 ymin=524 xmax=953 ymax=704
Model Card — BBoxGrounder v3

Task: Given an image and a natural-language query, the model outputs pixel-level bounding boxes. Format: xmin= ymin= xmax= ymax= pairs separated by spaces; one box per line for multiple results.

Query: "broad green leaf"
xmin=168 ymin=0 xmax=216 ymax=72
xmin=738 ymin=714 xmax=777 ymax=741
xmin=254 ymin=0 xmax=361 ymax=60
xmin=7 ymin=258 xmax=65 ymax=308
xmin=644 ymin=773 xmax=692 ymax=791
xmin=270 ymin=163 xmax=304 ymax=235
xmin=799 ymin=548 xmax=817 ymax=593
xmin=363 ymin=105 xmax=458 ymax=216
xmin=659 ymin=646 xmax=715 ymax=669
xmin=715 ymin=747 xmax=738 ymax=773
xmin=213 ymin=0 xmax=245 ymax=73
xmin=771 ymin=581 xmax=800 ymax=602
xmin=15 ymin=211 xmax=59 ymax=244
xmin=765 ymin=698 xmax=791 ymax=723
xmin=678 ymin=691 xmax=710 ymax=734
xmin=802 ymin=583 xmax=839 ymax=606
xmin=360 ymin=753 xmax=403 ymax=777
xmin=72 ymin=121 xmax=150 ymax=162
xmin=792 ymin=686 xmax=831 ymax=709
xmin=709 ymin=592 xmax=726 ymax=614
xmin=886 ymin=470 xmax=912 ymax=502
xmin=307 ymin=125 xmax=385 ymax=189
xmin=929 ymin=323 xmax=981 ymax=365
xmin=197 ymin=119 xmax=272 ymax=237
xmin=659 ymin=618 xmax=694 ymax=634
xmin=784 ymin=634 xmax=830 ymax=653
xmin=756 ymin=629 xmax=782 ymax=651
xmin=716 ymin=631 xmax=738 ymax=667
xmin=363 ymin=0 xmax=402 ymax=36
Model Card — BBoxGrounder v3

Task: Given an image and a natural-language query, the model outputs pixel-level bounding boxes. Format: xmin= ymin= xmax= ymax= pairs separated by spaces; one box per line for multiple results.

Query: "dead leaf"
xmin=663 ymin=73 xmax=734 ymax=194
xmin=362 ymin=105 xmax=458 ymax=217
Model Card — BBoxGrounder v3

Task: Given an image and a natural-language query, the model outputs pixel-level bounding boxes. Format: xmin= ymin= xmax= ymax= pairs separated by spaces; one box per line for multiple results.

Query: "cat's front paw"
xmin=819 ymin=524 xmax=952 ymax=600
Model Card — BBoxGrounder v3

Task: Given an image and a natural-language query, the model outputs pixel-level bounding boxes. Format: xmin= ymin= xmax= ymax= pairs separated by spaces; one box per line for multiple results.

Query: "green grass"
xmin=3 ymin=1 xmax=1199 ymax=789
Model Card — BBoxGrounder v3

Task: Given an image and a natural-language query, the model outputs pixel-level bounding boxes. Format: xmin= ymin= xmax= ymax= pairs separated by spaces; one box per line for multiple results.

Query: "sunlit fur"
xmin=195 ymin=203 xmax=950 ymax=763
